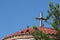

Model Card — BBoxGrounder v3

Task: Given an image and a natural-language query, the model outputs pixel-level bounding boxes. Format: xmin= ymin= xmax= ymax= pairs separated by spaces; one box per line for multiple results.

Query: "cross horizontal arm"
xmin=36 ymin=18 xmax=47 ymax=20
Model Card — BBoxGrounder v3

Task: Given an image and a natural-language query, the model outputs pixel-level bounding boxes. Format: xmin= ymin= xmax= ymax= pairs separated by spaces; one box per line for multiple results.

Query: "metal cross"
xmin=36 ymin=11 xmax=46 ymax=26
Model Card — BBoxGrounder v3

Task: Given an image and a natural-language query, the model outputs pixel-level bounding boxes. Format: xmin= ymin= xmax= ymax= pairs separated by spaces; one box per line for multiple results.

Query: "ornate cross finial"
xmin=36 ymin=11 xmax=46 ymax=27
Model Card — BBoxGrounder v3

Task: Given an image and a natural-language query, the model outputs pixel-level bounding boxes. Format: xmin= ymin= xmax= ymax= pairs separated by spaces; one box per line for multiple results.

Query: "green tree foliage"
xmin=32 ymin=2 xmax=60 ymax=40
xmin=45 ymin=2 xmax=60 ymax=36
xmin=32 ymin=26 xmax=55 ymax=40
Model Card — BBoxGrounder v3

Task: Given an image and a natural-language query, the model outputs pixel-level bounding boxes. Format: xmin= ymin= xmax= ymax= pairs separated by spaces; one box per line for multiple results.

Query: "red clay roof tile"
xmin=2 ymin=26 xmax=57 ymax=40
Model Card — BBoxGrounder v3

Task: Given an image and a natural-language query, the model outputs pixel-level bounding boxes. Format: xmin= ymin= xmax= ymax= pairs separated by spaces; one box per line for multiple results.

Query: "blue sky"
xmin=0 ymin=0 xmax=60 ymax=39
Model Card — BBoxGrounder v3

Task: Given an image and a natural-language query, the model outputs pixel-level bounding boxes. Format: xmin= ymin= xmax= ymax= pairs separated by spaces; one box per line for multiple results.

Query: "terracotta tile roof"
xmin=2 ymin=26 xmax=57 ymax=40
xmin=39 ymin=27 xmax=57 ymax=34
